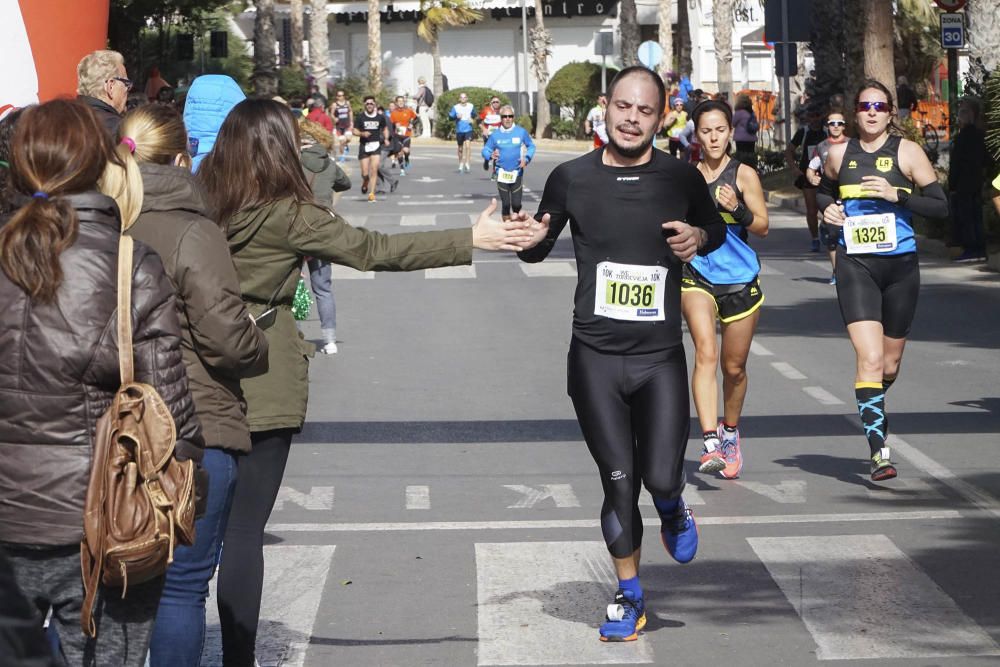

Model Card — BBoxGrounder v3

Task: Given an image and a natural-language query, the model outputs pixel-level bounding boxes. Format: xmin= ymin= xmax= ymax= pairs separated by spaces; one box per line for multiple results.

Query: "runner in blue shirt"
xmin=481 ymin=105 xmax=535 ymax=220
xmin=449 ymin=93 xmax=476 ymax=172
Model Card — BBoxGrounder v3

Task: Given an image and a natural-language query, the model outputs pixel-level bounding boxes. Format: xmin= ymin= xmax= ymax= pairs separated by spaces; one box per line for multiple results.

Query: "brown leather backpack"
xmin=79 ymin=235 xmax=197 ymax=637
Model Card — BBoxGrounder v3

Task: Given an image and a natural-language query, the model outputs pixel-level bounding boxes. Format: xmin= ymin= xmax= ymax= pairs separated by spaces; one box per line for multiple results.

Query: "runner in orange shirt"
xmin=390 ymin=95 xmax=418 ymax=175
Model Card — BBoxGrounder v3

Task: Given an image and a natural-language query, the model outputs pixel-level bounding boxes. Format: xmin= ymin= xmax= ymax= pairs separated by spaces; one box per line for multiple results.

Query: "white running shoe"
xmin=320 ymin=341 xmax=338 ymax=354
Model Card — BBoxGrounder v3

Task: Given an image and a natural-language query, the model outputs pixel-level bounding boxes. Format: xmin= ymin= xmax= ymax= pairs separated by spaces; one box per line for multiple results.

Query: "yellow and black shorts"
xmin=681 ymin=264 xmax=764 ymax=323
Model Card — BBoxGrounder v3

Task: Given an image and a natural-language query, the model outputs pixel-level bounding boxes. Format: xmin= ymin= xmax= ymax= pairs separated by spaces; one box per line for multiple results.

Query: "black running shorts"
xmin=681 ymin=264 xmax=764 ymax=323
xmin=834 ymin=247 xmax=919 ymax=338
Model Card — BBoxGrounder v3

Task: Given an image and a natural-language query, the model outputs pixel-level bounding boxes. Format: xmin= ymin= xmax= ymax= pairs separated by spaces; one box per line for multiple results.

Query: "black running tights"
xmin=217 ymin=429 xmax=294 ymax=667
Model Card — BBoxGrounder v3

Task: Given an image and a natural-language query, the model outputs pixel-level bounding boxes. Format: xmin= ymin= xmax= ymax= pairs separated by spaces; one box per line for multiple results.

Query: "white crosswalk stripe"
xmin=425 ymin=265 xmax=477 ymax=279
xmin=520 ymin=262 xmax=577 ymax=277
xmin=749 ymin=535 xmax=1000 ymax=660
xmin=201 ymin=545 xmax=336 ymax=667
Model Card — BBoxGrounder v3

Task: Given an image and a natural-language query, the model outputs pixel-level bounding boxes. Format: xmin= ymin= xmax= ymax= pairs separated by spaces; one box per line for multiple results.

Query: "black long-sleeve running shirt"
xmin=519 ymin=148 xmax=726 ymax=354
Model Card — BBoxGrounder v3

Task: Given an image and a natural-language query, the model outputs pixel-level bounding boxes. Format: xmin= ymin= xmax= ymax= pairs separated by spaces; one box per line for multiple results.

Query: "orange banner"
xmin=1 ymin=0 xmax=109 ymax=106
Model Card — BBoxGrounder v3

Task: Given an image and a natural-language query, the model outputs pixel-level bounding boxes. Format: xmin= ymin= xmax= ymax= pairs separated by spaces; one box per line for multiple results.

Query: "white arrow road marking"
xmin=273 ymin=485 xmax=334 ymax=511
xmin=503 ymin=484 xmax=581 ymax=508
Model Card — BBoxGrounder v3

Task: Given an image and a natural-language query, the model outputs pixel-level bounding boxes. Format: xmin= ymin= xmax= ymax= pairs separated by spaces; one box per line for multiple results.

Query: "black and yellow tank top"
xmin=837 ymin=135 xmax=915 ymax=255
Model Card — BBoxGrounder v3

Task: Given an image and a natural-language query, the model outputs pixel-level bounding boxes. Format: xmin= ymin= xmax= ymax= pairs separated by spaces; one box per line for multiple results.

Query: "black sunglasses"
xmin=856 ymin=101 xmax=890 ymax=113
xmin=500 ymin=114 xmax=514 ymax=119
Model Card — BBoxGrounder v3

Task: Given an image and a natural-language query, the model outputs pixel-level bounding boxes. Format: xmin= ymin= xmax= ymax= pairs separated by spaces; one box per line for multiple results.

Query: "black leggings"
xmin=496 ymin=170 xmax=524 ymax=217
xmin=217 ymin=429 xmax=294 ymax=667
xmin=567 ymin=338 xmax=690 ymax=559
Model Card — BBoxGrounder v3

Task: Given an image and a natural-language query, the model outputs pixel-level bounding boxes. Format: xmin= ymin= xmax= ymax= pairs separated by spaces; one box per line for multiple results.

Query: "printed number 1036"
xmin=606 ymin=282 xmax=655 ymax=307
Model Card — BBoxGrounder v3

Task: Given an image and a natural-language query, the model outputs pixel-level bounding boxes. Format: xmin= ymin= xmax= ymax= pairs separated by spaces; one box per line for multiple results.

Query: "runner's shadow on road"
xmin=773 ymin=453 xmax=880 ymax=489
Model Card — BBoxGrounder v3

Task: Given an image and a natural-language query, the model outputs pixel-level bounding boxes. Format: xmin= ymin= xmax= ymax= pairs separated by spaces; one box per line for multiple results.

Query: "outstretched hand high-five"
xmin=516 ymin=212 xmax=551 ymax=252
xmin=471 ymin=199 xmax=536 ymax=251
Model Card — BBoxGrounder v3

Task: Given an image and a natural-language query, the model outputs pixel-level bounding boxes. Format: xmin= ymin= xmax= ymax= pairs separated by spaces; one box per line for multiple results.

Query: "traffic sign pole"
xmin=939 ymin=12 xmax=965 ymax=140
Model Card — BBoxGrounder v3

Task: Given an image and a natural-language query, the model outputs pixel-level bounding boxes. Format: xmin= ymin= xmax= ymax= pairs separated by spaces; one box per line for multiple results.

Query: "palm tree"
xmin=619 ymin=0 xmax=640 ymax=67
xmin=309 ymin=0 xmax=331 ymax=96
xmin=713 ymin=0 xmax=733 ymax=97
xmin=657 ymin=0 xmax=674 ymax=82
xmin=252 ymin=0 xmax=278 ymax=97
xmin=290 ymin=0 xmax=304 ymax=66
xmin=417 ymin=0 xmax=483 ymax=99
xmin=966 ymin=0 xmax=1000 ymax=73
xmin=530 ymin=0 xmax=553 ymax=137
xmin=863 ymin=0 xmax=894 ymax=95
xmin=367 ymin=0 xmax=382 ymax=93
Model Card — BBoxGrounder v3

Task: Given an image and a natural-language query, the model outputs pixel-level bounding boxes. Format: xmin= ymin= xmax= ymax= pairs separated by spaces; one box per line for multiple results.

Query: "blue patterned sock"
xmin=856 ymin=382 xmax=886 ymax=456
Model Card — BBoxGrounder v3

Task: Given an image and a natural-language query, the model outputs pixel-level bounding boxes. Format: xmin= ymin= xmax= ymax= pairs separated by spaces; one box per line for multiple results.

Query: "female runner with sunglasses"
xmin=817 ymin=80 xmax=947 ymax=481
xmin=682 ymin=100 xmax=769 ymax=479
xmin=806 ymin=109 xmax=849 ymax=284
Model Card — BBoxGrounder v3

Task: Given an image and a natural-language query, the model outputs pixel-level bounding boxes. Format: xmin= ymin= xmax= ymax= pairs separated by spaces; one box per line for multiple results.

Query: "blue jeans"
xmin=307 ymin=257 xmax=337 ymax=336
xmin=148 ymin=448 xmax=238 ymax=667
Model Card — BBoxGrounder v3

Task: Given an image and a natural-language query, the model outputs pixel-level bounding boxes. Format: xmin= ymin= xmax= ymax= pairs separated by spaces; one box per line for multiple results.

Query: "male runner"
xmin=390 ymin=95 xmax=418 ymax=174
xmin=353 ymin=95 xmax=389 ymax=202
xmin=518 ymin=66 xmax=726 ymax=643
xmin=481 ymin=105 xmax=535 ymax=220
xmin=449 ymin=93 xmax=475 ymax=173
xmin=480 ymin=96 xmax=503 ymax=173
xmin=806 ymin=109 xmax=849 ymax=284
xmin=585 ymin=93 xmax=609 ymax=150
xmin=330 ymin=89 xmax=353 ymax=161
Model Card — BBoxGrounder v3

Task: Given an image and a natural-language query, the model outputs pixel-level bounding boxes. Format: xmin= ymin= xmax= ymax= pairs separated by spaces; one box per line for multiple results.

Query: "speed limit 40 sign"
xmin=940 ymin=13 xmax=964 ymax=49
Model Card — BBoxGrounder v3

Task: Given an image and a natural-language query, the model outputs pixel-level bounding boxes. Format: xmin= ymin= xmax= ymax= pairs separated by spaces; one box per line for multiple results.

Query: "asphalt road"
xmin=200 ymin=141 xmax=1000 ymax=667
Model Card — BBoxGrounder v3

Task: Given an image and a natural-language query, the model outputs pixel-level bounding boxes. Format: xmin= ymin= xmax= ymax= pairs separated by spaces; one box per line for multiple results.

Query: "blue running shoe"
xmin=660 ymin=498 xmax=698 ymax=563
xmin=598 ymin=589 xmax=646 ymax=642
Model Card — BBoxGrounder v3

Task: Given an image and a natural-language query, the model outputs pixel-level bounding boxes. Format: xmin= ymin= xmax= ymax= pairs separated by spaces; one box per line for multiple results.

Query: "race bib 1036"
xmin=844 ymin=213 xmax=897 ymax=254
xmin=594 ymin=261 xmax=667 ymax=321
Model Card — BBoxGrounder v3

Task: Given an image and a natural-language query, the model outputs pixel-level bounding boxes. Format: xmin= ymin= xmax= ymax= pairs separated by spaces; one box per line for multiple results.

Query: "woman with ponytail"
xmin=0 ymin=99 xmax=205 ymax=665
xmin=102 ymin=103 xmax=269 ymax=667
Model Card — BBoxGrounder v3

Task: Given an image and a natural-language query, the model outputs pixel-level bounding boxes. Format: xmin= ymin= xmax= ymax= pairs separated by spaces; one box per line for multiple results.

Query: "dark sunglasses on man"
xmin=109 ymin=77 xmax=133 ymax=91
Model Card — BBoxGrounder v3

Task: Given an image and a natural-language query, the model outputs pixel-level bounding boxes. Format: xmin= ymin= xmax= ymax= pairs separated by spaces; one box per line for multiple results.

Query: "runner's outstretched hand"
xmin=515 ymin=212 xmax=551 ymax=251
xmin=472 ymin=198 xmax=535 ymax=251
xmin=662 ymin=220 xmax=705 ymax=263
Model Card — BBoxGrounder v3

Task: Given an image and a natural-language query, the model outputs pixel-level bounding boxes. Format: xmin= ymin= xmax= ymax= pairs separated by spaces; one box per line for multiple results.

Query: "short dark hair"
xmin=606 ymin=66 xmax=666 ymax=117
xmin=364 ymin=95 xmax=375 ymax=103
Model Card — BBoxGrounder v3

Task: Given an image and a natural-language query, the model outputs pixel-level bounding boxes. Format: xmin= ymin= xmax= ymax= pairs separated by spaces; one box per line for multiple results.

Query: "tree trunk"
xmin=657 ymin=0 xmax=674 ymax=81
xmin=713 ymin=0 xmax=733 ymax=97
xmin=432 ymin=37 xmax=443 ymax=100
xmin=677 ymin=0 xmax=692 ymax=78
xmin=531 ymin=0 xmax=552 ymax=138
xmin=309 ymin=0 xmax=330 ymax=95
xmin=863 ymin=0 xmax=895 ymax=99
xmin=252 ymin=0 xmax=278 ymax=97
xmin=368 ymin=0 xmax=382 ymax=93
xmin=290 ymin=0 xmax=304 ymax=67
xmin=619 ymin=0 xmax=640 ymax=68
xmin=966 ymin=0 xmax=1000 ymax=73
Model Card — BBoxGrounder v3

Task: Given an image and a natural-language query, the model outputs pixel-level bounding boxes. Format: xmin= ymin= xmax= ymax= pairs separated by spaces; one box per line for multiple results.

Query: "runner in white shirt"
xmin=585 ymin=93 xmax=609 ymax=150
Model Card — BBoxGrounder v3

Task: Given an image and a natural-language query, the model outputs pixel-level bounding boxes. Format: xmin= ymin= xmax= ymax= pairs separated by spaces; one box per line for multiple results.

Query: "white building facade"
xmin=235 ymin=0 xmax=777 ymax=101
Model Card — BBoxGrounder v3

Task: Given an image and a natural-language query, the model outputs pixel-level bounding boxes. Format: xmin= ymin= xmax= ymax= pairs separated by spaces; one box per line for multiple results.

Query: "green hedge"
xmin=434 ymin=87 xmax=510 ymax=140
xmin=546 ymin=61 xmax=617 ymax=138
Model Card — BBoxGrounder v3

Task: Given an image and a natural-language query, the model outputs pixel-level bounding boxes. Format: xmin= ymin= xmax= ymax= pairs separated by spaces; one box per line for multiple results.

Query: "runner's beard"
xmin=608 ymin=125 xmax=655 ymax=159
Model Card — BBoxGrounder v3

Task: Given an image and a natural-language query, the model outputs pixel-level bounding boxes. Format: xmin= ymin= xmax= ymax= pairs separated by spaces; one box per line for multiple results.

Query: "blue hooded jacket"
xmin=183 ymin=75 xmax=246 ymax=171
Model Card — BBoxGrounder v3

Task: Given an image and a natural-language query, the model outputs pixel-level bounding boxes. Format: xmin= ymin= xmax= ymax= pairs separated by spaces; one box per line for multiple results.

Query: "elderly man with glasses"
xmin=76 ymin=49 xmax=131 ymax=134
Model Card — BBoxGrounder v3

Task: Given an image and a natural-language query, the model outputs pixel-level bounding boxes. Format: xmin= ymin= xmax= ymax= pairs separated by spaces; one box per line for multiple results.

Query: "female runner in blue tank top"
xmin=681 ymin=100 xmax=769 ymax=479
xmin=818 ymin=80 xmax=947 ymax=481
